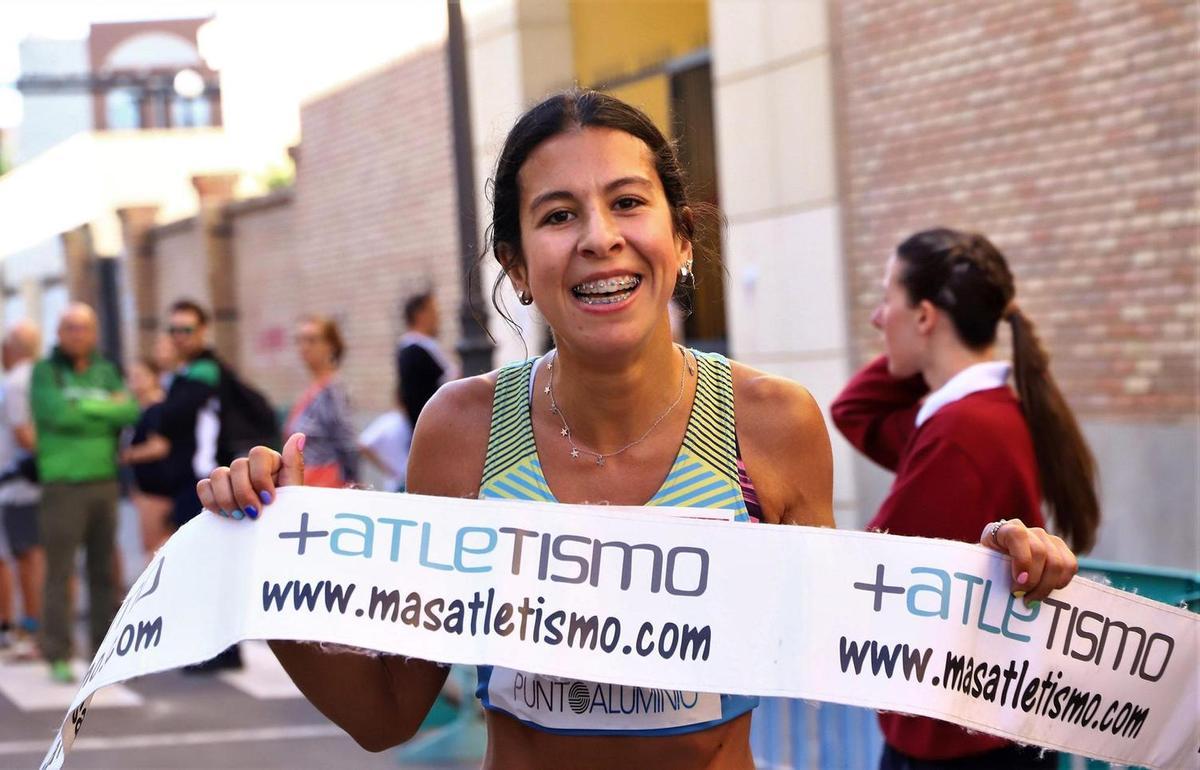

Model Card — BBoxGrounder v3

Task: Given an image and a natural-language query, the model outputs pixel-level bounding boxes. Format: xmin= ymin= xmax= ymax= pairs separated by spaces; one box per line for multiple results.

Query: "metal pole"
xmin=446 ymin=0 xmax=492 ymax=375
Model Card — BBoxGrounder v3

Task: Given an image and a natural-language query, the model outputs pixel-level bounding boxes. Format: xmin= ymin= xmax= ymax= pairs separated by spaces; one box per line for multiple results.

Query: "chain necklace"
xmin=545 ymin=346 xmax=693 ymax=467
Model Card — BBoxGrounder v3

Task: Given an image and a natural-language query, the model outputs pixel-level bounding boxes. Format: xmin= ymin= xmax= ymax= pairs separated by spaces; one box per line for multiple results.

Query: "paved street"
xmin=0 ymin=502 xmax=480 ymax=770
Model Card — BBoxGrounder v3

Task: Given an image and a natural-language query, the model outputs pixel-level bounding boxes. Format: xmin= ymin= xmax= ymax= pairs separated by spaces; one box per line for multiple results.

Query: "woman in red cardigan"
xmin=832 ymin=228 xmax=1100 ymax=770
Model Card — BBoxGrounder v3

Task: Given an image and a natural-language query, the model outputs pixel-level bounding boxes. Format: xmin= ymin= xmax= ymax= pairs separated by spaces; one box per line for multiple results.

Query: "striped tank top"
xmin=475 ymin=349 xmax=759 ymax=736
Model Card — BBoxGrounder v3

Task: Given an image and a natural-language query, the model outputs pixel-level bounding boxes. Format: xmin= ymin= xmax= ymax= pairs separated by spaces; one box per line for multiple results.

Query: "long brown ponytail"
xmin=1005 ymin=306 xmax=1099 ymax=552
xmin=896 ymin=228 xmax=1100 ymax=552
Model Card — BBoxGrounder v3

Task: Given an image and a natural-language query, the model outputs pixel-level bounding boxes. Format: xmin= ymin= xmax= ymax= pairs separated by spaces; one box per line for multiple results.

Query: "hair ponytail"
xmin=1006 ymin=307 xmax=1100 ymax=552
xmin=898 ymin=228 xmax=1101 ymax=552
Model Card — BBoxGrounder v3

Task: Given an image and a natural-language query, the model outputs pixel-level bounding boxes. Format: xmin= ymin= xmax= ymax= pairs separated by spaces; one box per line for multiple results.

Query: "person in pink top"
xmin=285 ymin=316 xmax=358 ymax=488
xmin=833 ymin=227 xmax=1100 ymax=769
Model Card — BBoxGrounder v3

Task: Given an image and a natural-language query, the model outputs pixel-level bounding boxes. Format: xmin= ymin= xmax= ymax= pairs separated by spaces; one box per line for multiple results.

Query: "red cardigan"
xmin=831 ymin=356 xmax=1045 ymax=761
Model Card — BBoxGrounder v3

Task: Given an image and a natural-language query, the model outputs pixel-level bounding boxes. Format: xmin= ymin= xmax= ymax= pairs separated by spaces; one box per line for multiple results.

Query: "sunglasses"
xmin=167 ymin=325 xmax=196 ymax=336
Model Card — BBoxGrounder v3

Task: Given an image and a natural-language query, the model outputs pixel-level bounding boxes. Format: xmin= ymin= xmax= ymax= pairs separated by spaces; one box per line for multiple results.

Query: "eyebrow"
xmin=527 ymin=176 xmax=654 ymax=213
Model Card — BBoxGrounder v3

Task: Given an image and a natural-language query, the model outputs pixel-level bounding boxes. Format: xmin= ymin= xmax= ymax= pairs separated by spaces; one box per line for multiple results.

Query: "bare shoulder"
xmin=406 ymin=372 xmax=498 ymax=499
xmin=730 ymin=361 xmax=826 ymax=447
xmin=729 ymin=361 xmax=834 ymax=527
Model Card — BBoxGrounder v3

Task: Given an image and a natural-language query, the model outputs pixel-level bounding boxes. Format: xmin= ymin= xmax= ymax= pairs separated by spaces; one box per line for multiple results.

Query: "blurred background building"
xmin=0 ymin=0 xmax=1195 ymax=570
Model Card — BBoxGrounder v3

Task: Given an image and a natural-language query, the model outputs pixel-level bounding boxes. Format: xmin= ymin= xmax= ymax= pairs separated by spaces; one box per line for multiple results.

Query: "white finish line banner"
xmin=43 ymin=487 xmax=1198 ymax=769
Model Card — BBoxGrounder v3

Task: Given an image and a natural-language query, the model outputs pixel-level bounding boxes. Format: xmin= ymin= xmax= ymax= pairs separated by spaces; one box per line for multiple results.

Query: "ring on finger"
xmin=984 ymin=519 xmax=1009 ymax=548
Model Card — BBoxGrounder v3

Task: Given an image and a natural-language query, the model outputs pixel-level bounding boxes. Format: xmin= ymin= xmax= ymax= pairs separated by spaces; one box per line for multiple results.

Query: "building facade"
xmin=7 ymin=1 xmax=1195 ymax=568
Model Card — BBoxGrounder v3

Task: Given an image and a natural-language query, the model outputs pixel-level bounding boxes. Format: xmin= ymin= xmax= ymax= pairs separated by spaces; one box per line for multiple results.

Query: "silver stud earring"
xmin=518 ymin=290 xmax=534 ymax=306
xmin=679 ymin=259 xmax=693 ymax=279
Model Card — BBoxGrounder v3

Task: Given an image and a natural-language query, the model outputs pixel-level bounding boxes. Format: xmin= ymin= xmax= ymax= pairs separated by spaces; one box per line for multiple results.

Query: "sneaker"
xmin=8 ymin=634 xmax=39 ymax=661
xmin=50 ymin=660 xmax=76 ymax=684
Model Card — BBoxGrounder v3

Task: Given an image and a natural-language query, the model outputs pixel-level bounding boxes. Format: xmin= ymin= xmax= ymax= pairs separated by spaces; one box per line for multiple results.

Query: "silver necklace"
xmin=545 ymin=346 xmax=693 ymax=467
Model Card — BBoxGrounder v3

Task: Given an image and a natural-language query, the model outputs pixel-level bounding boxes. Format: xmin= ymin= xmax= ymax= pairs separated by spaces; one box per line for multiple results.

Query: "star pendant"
xmin=560 ymin=428 xmax=569 ymax=437
xmin=570 ymin=448 xmax=580 ymax=459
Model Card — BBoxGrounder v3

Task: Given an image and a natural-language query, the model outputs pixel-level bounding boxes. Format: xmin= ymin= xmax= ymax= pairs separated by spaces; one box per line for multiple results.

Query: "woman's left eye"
xmin=614 ymin=196 xmax=643 ymax=211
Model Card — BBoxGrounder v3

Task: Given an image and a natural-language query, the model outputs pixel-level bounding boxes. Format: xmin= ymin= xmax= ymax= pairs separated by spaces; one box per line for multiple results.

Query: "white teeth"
xmin=573 ymin=275 xmax=640 ymax=295
xmin=576 ymin=289 xmax=635 ymax=305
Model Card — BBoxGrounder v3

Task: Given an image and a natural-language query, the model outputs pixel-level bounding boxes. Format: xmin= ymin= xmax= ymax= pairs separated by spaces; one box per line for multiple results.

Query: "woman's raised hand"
xmin=196 ymin=432 xmax=306 ymax=520
xmin=980 ymin=518 xmax=1078 ymax=602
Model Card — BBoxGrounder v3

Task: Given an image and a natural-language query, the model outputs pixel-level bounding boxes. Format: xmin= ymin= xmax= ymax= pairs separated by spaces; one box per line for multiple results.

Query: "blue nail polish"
xmin=259 ymin=490 xmax=272 ymax=505
xmin=245 ymin=505 xmax=258 ymax=520
xmin=231 ymin=509 xmax=245 ymax=520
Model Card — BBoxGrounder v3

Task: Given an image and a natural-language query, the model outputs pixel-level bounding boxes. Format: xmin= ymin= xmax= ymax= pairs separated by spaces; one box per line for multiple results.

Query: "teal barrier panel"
xmin=749 ymin=558 xmax=1199 ymax=770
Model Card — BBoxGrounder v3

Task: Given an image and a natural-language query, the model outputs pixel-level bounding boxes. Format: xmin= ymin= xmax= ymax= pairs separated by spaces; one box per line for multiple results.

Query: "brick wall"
xmin=232 ymin=44 xmax=459 ymax=417
xmin=834 ymin=1 xmax=1198 ymax=420
xmin=152 ymin=218 xmax=208 ymax=319
xmin=226 ymin=190 xmax=297 ymax=408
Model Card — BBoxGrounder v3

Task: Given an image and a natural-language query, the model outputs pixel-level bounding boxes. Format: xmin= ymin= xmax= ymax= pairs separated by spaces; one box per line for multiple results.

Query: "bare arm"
xmin=198 ymin=375 xmax=495 ymax=751
xmin=121 ymin=434 xmax=169 ymax=464
xmin=14 ymin=424 xmax=34 ymax=452
xmin=732 ymin=365 xmax=835 ymax=528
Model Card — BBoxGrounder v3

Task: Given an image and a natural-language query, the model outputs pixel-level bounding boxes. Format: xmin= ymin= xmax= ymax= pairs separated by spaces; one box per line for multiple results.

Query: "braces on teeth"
xmin=578 ymin=291 xmax=635 ymax=304
xmin=574 ymin=276 xmax=640 ymax=295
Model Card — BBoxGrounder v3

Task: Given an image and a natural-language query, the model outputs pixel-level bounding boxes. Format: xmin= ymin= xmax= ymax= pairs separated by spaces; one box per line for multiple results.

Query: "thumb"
xmin=279 ymin=432 xmax=306 ymax=487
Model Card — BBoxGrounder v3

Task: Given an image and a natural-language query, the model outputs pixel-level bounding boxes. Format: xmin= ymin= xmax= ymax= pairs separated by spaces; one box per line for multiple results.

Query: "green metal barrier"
xmin=1076 ymin=557 xmax=1200 ymax=610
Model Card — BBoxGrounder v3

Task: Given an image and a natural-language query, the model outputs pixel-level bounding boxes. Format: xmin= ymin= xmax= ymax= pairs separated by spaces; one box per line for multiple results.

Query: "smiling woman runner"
xmin=196 ymin=90 xmax=1079 ymax=770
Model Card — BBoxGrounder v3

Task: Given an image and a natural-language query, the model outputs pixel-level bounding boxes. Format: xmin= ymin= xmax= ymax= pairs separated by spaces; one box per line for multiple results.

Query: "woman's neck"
xmin=921 ymin=344 xmax=995 ymax=393
xmin=308 ymin=363 xmax=336 ymax=382
xmin=549 ymin=328 xmax=687 ymax=451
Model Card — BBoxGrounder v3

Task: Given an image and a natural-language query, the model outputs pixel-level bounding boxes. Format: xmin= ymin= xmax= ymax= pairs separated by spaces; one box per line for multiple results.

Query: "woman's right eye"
xmin=543 ymin=210 xmax=573 ymax=225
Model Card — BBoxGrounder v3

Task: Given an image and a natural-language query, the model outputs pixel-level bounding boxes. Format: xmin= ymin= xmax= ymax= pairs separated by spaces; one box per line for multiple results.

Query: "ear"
xmin=914 ymin=299 xmax=939 ymax=336
xmin=676 ymin=206 xmax=695 ymax=268
xmin=497 ymin=243 xmax=529 ymax=295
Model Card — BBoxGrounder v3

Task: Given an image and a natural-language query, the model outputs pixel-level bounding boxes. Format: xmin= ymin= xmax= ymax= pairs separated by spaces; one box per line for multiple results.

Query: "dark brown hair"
xmin=169 ymin=298 xmax=209 ymax=326
xmin=896 ymin=227 xmax=1100 ymax=552
xmin=483 ymin=88 xmax=714 ymax=326
xmin=300 ymin=315 xmax=345 ymax=365
xmin=403 ymin=292 xmax=434 ymax=326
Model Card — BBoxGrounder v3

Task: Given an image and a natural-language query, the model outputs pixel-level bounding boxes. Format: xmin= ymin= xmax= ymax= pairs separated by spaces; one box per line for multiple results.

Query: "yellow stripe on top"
xmin=479 ymin=350 xmax=749 ymax=521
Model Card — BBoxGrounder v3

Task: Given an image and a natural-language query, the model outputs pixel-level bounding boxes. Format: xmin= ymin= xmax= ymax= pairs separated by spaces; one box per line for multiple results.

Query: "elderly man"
xmin=0 ymin=321 xmax=44 ymax=657
xmin=31 ymin=304 xmax=137 ymax=683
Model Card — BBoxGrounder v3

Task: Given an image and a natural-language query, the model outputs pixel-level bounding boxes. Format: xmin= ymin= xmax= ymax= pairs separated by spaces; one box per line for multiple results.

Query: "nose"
xmin=577 ymin=206 xmax=624 ymax=259
xmin=870 ymin=304 xmax=883 ymax=330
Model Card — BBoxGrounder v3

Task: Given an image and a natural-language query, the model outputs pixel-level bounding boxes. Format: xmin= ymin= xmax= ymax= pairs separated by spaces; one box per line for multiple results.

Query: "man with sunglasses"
xmin=156 ymin=298 xmax=242 ymax=671
xmin=158 ymin=299 xmax=220 ymax=531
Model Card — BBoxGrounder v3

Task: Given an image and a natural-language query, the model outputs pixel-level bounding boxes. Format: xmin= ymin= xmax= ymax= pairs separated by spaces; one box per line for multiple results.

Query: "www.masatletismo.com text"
xmin=261 ymin=579 xmax=712 ymax=661
xmin=838 ymin=636 xmax=1149 ymax=740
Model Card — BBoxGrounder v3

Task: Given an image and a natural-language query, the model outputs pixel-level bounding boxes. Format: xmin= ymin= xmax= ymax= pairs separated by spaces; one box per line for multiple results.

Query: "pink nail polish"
xmin=1017 ymin=571 xmax=1029 ymax=584
xmin=297 ymin=434 xmax=306 ymax=452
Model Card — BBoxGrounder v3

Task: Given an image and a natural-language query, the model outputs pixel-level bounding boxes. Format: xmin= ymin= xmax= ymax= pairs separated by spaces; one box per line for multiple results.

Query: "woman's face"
xmin=508 ymin=126 xmax=689 ymax=356
xmin=295 ymin=322 xmax=333 ymax=372
xmin=871 ymin=254 xmax=925 ymax=377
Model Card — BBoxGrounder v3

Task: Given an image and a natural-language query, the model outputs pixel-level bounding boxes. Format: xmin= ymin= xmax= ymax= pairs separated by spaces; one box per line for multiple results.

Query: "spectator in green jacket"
xmin=31 ymin=303 xmax=138 ymax=683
